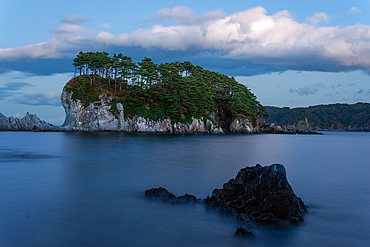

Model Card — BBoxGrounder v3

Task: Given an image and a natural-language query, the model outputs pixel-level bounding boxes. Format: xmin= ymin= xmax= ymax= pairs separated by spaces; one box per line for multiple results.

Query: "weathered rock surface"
xmin=145 ymin=164 xmax=306 ymax=236
xmin=204 ymin=164 xmax=307 ymax=225
xmin=62 ymin=89 xmax=320 ymax=134
xmin=61 ymin=89 xmax=224 ymax=133
xmin=145 ymin=187 xmax=200 ymax=203
xmin=0 ymin=112 xmax=62 ymax=131
xmin=229 ymin=117 xmax=320 ymax=134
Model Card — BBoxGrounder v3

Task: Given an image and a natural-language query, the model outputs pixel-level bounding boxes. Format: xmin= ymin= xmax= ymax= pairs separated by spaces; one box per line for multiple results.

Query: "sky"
xmin=0 ymin=0 xmax=369 ymax=125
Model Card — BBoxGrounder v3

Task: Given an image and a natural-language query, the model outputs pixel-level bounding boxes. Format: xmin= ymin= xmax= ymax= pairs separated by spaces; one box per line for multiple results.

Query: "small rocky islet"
xmin=145 ymin=163 xmax=307 ymax=236
xmin=1 ymin=52 xmax=319 ymax=134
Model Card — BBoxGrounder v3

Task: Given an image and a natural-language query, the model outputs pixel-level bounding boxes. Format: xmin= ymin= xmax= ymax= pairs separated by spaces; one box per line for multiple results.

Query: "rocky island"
xmin=1 ymin=52 xmax=318 ymax=134
xmin=58 ymin=52 xmax=317 ymax=134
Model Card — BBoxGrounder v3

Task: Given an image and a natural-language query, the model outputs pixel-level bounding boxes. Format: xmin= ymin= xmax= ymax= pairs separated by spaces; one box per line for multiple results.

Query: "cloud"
xmin=1 ymin=6 xmax=370 ymax=75
xmin=347 ymin=83 xmax=355 ymax=87
xmin=326 ymin=92 xmax=338 ymax=97
xmin=356 ymin=89 xmax=364 ymax=94
xmin=148 ymin=6 xmax=225 ymax=25
xmin=60 ymin=15 xmax=88 ymax=24
xmin=348 ymin=7 xmax=362 ymax=14
xmin=49 ymin=117 xmax=65 ymax=125
xmin=307 ymin=12 xmax=330 ymax=24
xmin=0 ymin=82 xmax=33 ymax=99
xmin=99 ymin=23 xmax=113 ymax=29
xmin=0 ymin=59 xmax=72 ymax=75
xmin=15 ymin=92 xmax=61 ymax=106
xmin=52 ymin=23 xmax=90 ymax=34
xmin=0 ymin=82 xmax=33 ymax=91
xmin=337 ymin=84 xmax=343 ymax=88
xmin=289 ymin=82 xmax=325 ymax=96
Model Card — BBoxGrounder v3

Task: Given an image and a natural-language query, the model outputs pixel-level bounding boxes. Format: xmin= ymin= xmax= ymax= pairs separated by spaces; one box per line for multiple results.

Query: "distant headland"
xmin=266 ymin=103 xmax=370 ymax=131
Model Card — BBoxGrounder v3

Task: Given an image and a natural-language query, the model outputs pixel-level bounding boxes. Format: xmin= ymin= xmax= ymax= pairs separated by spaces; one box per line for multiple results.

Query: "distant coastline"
xmin=265 ymin=103 xmax=370 ymax=132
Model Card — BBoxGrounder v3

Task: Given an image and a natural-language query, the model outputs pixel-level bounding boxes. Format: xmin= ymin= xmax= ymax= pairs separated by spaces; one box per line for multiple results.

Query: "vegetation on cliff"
xmin=265 ymin=103 xmax=370 ymax=131
xmin=65 ymin=51 xmax=267 ymax=125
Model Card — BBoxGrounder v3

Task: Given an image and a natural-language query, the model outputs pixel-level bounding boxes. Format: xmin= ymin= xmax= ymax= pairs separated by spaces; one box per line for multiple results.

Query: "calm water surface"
xmin=0 ymin=131 xmax=369 ymax=246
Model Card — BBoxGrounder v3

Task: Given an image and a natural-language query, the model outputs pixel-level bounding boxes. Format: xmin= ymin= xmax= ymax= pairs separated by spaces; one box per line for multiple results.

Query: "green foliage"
xmin=265 ymin=103 xmax=370 ymax=130
xmin=67 ymin=52 xmax=267 ymax=123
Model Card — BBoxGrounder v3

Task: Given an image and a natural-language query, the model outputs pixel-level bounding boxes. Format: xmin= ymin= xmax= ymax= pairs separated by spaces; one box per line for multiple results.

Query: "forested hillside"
xmin=265 ymin=103 xmax=370 ymax=131
xmin=65 ymin=51 xmax=267 ymax=127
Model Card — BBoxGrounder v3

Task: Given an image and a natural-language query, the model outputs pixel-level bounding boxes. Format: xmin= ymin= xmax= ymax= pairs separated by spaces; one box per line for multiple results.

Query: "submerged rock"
xmin=204 ymin=164 xmax=307 ymax=225
xmin=145 ymin=187 xmax=200 ymax=203
xmin=235 ymin=226 xmax=254 ymax=237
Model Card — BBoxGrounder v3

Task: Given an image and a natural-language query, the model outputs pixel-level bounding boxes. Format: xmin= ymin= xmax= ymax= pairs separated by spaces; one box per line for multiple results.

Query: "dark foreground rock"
xmin=235 ymin=226 xmax=254 ymax=237
xmin=145 ymin=187 xmax=200 ymax=203
xmin=145 ymin=164 xmax=306 ymax=236
xmin=204 ymin=164 xmax=307 ymax=225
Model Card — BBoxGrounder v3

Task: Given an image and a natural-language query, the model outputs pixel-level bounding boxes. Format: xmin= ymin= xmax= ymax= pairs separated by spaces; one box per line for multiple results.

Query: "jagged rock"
xmin=60 ymin=87 xmax=321 ymax=134
xmin=145 ymin=187 xmax=177 ymax=202
xmin=61 ymin=89 xmax=224 ymax=133
xmin=204 ymin=164 xmax=307 ymax=225
xmin=145 ymin=187 xmax=200 ymax=203
xmin=0 ymin=112 xmax=62 ymax=131
xmin=177 ymin=194 xmax=198 ymax=203
xmin=235 ymin=226 xmax=254 ymax=237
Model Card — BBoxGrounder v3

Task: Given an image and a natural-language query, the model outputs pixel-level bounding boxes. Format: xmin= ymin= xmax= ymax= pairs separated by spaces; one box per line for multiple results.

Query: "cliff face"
xmin=61 ymin=89 xmax=303 ymax=134
xmin=61 ymin=89 xmax=224 ymax=133
xmin=0 ymin=112 xmax=61 ymax=131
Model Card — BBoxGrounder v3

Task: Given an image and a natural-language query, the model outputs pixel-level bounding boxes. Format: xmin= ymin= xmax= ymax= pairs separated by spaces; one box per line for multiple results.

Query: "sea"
xmin=0 ymin=131 xmax=369 ymax=247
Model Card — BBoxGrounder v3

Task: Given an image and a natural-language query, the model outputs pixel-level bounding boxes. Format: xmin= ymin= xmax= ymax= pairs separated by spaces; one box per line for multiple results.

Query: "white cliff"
xmin=61 ymin=89 xmax=224 ymax=133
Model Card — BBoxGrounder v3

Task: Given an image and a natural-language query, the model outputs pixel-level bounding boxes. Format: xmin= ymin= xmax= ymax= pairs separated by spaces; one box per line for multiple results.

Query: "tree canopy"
xmin=265 ymin=103 xmax=370 ymax=131
xmin=66 ymin=51 xmax=268 ymax=125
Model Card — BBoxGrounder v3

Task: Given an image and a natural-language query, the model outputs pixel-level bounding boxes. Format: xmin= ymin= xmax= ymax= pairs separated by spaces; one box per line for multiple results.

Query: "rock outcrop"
xmin=0 ymin=112 xmax=61 ymax=131
xmin=145 ymin=187 xmax=200 ymax=203
xmin=61 ymin=89 xmax=319 ymax=134
xmin=61 ymin=89 xmax=224 ymax=133
xmin=229 ymin=117 xmax=320 ymax=134
xmin=204 ymin=164 xmax=307 ymax=225
xmin=145 ymin=164 xmax=307 ymax=236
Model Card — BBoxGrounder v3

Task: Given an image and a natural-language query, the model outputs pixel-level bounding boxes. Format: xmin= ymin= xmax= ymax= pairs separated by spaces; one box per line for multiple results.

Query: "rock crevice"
xmin=204 ymin=164 xmax=307 ymax=225
xmin=61 ymin=89 xmax=315 ymax=134
xmin=61 ymin=89 xmax=224 ymax=133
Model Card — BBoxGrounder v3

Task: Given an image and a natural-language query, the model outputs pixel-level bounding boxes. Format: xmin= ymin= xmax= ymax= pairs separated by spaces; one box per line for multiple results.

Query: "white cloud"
xmin=289 ymin=82 xmax=325 ymax=96
xmin=99 ymin=23 xmax=113 ymax=29
xmin=148 ymin=6 xmax=224 ymax=25
xmin=1 ymin=7 xmax=370 ymax=73
xmin=348 ymin=7 xmax=362 ymax=14
xmin=53 ymin=23 xmax=90 ymax=34
xmin=16 ymin=92 xmax=61 ymax=106
xmin=49 ymin=117 xmax=65 ymax=125
xmin=307 ymin=12 xmax=330 ymax=24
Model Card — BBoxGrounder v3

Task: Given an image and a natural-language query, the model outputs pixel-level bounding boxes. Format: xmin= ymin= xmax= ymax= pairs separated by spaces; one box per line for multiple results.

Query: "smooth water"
xmin=0 ymin=131 xmax=369 ymax=247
